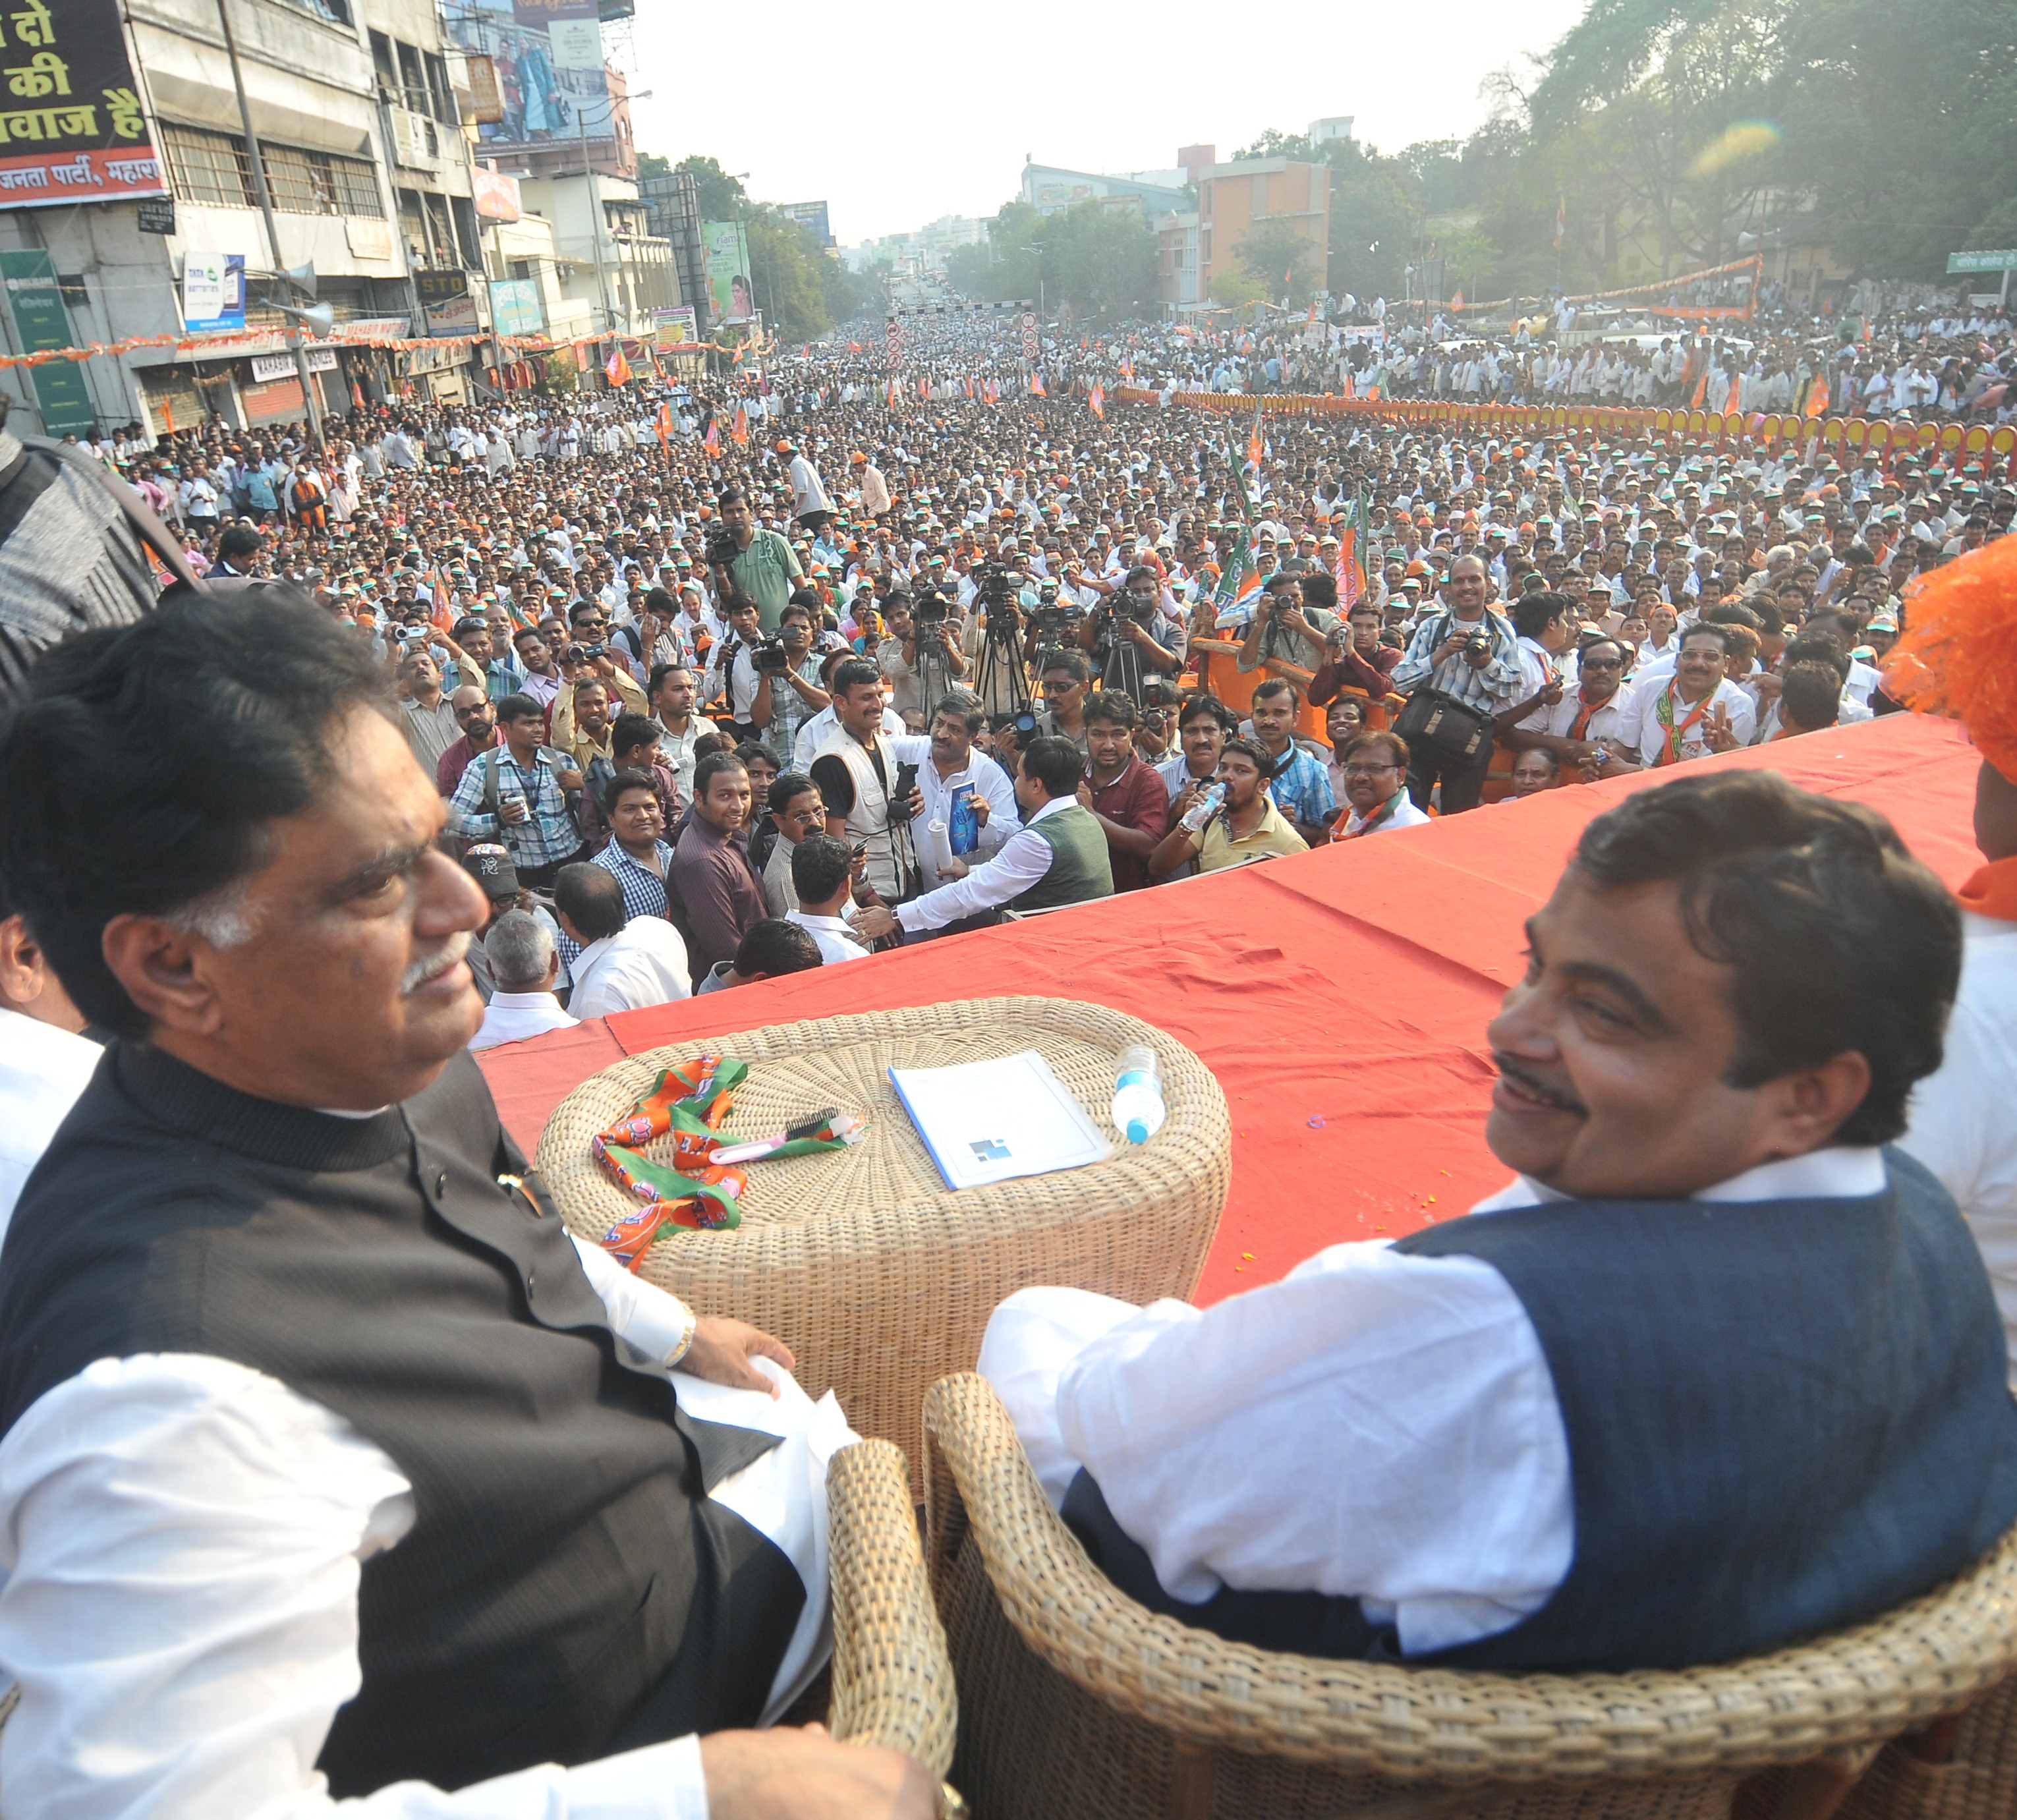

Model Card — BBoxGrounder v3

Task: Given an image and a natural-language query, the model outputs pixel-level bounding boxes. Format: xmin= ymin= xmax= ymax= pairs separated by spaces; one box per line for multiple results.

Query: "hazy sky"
xmin=625 ymin=0 xmax=1593 ymax=245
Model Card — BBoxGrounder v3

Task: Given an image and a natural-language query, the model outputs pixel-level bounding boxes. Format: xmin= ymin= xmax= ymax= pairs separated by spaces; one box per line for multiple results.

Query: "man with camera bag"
xmin=1390 ymin=554 xmax=1521 ymax=816
xmin=706 ymin=596 xmax=770 ymax=742
xmin=810 ymin=659 xmax=915 ymax=904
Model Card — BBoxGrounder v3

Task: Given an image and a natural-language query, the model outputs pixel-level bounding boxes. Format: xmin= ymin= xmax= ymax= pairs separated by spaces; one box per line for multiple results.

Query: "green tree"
xmin=675 ymin=155 xmax=749 ymax=224
xmin=743 ymin=206 xmax=834 ymax=341
xmin=1237 ymin=218 xmax=1322 ymax=306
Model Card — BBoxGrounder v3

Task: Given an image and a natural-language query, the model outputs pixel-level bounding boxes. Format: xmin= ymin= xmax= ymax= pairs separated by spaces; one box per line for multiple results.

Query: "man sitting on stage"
xmin=984 ymin=771 xmax=2017 ymax=1672
xmin=0 ymin=596 xmax=937 ymax=1817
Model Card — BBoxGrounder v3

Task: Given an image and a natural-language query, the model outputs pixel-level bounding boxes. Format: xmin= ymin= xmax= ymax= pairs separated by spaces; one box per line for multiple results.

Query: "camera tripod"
xmin=972 ymin=610 xmax=1033 ymax=720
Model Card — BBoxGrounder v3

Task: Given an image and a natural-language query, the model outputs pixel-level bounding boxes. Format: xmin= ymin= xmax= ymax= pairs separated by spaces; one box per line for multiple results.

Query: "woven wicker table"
xmin=536 ymin=996 xmax=1231 ymax=1475
xmin=923 ymin=1372 xmax=2017 ymax=1820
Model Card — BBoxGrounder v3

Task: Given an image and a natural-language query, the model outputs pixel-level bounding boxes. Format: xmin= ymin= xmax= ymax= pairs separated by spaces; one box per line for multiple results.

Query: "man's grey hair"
xmin=484 ymin=909 xmax=555 ymax=991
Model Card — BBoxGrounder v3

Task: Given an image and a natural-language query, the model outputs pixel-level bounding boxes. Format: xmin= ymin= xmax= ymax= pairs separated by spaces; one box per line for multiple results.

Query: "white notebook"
xmin=888 ymin=1050 xmax=1113 ymax=1191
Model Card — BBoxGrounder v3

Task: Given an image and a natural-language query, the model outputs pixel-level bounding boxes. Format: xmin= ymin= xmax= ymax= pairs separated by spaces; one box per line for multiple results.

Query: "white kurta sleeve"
xmin=569 ymin=1230 xmax=696 ymax=1366
xmin=0 ymin=1354 xmax=712 ymax=1819
xmin=987 ymin=1241 xmax=1574 ymax=1656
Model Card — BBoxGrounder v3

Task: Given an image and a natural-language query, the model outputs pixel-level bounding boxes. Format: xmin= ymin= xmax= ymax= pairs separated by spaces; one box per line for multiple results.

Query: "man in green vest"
xmin=851 ymin=735 xmax=1112 ymax=940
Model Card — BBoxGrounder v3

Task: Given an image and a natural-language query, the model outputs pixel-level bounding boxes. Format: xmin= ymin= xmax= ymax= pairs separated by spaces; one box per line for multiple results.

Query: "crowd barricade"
xmin=1112 ymin=389 xmax=2017 ymax=471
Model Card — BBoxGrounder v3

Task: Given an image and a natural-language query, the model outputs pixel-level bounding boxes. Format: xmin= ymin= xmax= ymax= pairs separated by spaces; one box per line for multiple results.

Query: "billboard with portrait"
xmin=704 ymin=221 xmax=753 ymax=324
xmin=455 ymin=0 xmax=610 ymax=153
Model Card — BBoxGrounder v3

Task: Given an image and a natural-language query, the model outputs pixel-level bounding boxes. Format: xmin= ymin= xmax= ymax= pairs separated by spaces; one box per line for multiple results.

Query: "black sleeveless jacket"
xmin=0 ymin=1044 xmax=802 ymax=1794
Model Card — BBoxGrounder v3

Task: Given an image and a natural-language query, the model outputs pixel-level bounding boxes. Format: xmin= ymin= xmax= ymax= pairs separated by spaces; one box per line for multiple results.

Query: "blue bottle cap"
xmin=1125 ymin=1117 xmax=1150 ymax=1145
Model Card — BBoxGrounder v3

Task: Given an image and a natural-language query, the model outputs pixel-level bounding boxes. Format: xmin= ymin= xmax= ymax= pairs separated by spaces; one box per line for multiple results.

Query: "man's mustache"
xmin=1491 ymin=1052 xmax=1589 ymax=1117
xmin=402 ymin=930 xmax=470 ymax=994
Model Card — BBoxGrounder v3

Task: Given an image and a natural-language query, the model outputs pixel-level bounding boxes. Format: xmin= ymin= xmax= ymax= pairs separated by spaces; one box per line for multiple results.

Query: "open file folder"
xmin=888 ymin=1051 xmax=1113 ymax=1191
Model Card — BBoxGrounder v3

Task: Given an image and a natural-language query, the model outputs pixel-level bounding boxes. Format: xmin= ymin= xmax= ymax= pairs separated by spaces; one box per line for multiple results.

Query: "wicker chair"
xmin=538 ymin=998 xmax=1230 ymax=1485
xmin=921 ymin=1373 xmax=2017 ymax=1820
xmin=819 ymin=1436 xmax=960 ymax=1775
xmin=0 ymin=1440 xmax=956 ymax=1786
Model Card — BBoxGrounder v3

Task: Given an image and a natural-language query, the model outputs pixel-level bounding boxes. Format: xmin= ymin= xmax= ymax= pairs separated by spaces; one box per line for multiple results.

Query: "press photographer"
xmin=704 ymin=594 xmax=770 ymax=741
xmin=960 ymin=561 xmax=1037 ymax=720
xmin=809 ymin=658 xmax=917 ymax=903
xmin=706 ymin=488 xmax=804 ymax=635
xmin=878 ymin=588 xmax=967 ymax=724
xmin=750 ymin=599 xmax=830 ymax=755
xmin=1081 ymin=565 xmax=1185 ymax=700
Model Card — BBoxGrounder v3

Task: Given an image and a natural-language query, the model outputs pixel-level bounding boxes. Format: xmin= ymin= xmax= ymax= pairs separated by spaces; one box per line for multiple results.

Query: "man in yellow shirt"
xmin=1149 ymin=737 xmax=1308 ymax=878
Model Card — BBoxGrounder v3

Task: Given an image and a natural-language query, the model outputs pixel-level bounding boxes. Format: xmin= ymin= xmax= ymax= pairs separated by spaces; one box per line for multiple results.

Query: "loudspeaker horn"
xmin=283 ymin=262 xmax=318 ymax=299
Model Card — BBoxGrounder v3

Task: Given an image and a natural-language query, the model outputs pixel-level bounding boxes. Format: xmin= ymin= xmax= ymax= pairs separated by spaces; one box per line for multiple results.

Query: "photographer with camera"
xmin=704 ymin=594 xmax=771 ymax=743
xmin=707 ymin=487 xmax=803 ymax=635
xmin=809 ymin=658 xmax=915 ymax=904
xmin=1390 ymin=552 xmax=1521 ymax=816
xmin=751 ymin=598 xmax=831 ymax=756
xmin=1081 ymin=565 xmax=1185 ymax=700
xmin=1237 ymin=570 xmax=1339 ymax=674
xmin=960 ymin=561 xmax=1037 ymax=719
xmin=878 ymin=590 xmax=968 ymax=725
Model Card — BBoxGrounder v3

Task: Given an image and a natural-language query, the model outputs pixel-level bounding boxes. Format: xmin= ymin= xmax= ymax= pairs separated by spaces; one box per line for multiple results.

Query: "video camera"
xmin=751 ymin=636 xmax=791 ymax=673
xmin=704 ymin=528 xmax=739 ymax=569
xmin=1033 ymin=583 xmax=1082 ymax=643
xmin=911 ymin=585 xmax=953 ymax=630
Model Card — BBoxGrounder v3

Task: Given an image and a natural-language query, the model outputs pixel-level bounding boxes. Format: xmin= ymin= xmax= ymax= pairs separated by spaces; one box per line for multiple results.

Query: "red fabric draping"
xmin=478 ymin=713 xmax=1983 ymax=1307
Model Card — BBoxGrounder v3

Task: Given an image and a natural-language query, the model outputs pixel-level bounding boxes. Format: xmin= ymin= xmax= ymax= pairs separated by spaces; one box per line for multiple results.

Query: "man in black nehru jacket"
xmin=0 ymin=592 xmax=938 ymax=1818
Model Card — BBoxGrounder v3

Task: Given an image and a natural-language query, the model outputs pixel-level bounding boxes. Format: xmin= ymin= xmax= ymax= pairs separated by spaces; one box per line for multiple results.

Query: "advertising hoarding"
xmin=489 ymin=277 xmax=545 ymax=337
xmin=456 ymin=0 xmax=611 ymax=154
xmin=0 ymin=0 xmax=167 ymax=208
xmin=182 ymin=251 xmax=246 ymax=333
xmin=782 ymin=200 xmax=832 ymax=247
xmin=1 ymin=248 xmax=94 ymax=432
xmin=704 ymin=220 xmax=753 ymax=323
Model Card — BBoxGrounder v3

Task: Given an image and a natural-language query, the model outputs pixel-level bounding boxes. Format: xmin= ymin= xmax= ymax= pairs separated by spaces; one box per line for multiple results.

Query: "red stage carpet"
xmin=479 ymin=712 xmax=1984 ymax=1306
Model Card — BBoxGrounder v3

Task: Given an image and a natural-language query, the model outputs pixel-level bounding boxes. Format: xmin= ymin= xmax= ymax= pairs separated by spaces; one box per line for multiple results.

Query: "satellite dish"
xmin=277 ymin=300 xmax=337 ymax=337
xmin=284 ymin=262 xmax=318 ymax=299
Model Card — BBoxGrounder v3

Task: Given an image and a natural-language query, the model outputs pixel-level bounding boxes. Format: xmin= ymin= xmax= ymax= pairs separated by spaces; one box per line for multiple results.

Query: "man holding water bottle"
xmin=447 ymin=693 xmax=588 ymax=889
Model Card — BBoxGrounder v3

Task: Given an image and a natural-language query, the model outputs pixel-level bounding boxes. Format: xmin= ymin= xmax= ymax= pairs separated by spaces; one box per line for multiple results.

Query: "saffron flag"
xmin=1088 ymin=384 xmax=1105 ymax=420
xmin=1030 ymin=373 xmax=1047 ymax=397
xmin=1246 ymin=411 xmax=1263 ymax=470
xmin=703 ymin=420 xmax=720 ymax=455
xmin=1334 ymin=490 xmax=1367 ymax=613
xmin=1804 ymin=374 xmax=1830 ymax=418
xmin=656 ymin=403 xmax=673 ymax=450
xmin=605 ymin=347 xmax=631 ymax=387
xmin=1725 ymin=374 xmax=1743 ymax=412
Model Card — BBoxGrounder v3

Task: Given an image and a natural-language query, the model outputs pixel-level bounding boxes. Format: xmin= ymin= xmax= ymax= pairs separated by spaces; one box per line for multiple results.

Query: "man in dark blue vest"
xmin=0 ymin=592 xmax=938 ymax=1817
xmin=983 ymin=770 xmax=2017 ymax=1672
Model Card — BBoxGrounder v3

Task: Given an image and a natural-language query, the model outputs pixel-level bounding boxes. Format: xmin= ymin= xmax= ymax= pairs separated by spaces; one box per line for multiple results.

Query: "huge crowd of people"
xmin=13 ymin=299 xmax=2002 ymax=1028
xmin=1 ymin=287 xmax=2016 ymax=1820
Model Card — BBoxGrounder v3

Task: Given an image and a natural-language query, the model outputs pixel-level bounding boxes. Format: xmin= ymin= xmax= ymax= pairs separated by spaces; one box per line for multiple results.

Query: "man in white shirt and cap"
xmin=0 ymin=594 xmax=936 ymax=1819
xmin=555 ymin=861 xmax=692 ymax=1018
xmin=467 ymin=909 xmax=577 ymax=1050
xmin=982 ymin=772 xmax=2017 ymax=1674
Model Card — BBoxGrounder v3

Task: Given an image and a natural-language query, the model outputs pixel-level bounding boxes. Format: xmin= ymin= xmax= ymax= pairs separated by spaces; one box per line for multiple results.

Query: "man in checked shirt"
xmin=446 ymin=692 xmax=588 ymax=888
xmin=1390 ymin=554 xmax=1523 ymax=814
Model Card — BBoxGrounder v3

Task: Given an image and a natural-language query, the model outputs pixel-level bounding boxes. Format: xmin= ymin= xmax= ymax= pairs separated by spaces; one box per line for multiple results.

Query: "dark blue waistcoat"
xmin=1065 ymin=1148 xmax=2017 ymax=1670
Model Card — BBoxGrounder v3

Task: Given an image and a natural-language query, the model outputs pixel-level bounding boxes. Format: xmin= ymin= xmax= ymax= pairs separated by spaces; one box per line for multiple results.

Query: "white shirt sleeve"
xmin=984 ymin=1239 xmax=1573 ymax=1657
xmin=569 ymin=1233 xmax=696 ymax=1367
xmin=895 ymin=821 xmax=1055 ymax=933
xmin=0 ymin=1355 xmax=712 ymax=1819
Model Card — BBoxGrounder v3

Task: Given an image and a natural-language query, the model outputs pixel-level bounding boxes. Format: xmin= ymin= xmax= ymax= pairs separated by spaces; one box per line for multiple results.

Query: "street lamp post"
xmin=215 ymin=0 xmax=324 ymax=445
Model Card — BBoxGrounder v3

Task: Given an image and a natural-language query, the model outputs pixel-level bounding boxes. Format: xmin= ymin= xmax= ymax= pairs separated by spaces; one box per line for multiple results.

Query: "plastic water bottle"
xmin=1112 ymin=1045 xmax=1166 ymax=1145
xmin=1179 ymin=782 xmax=1225 ymax=833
